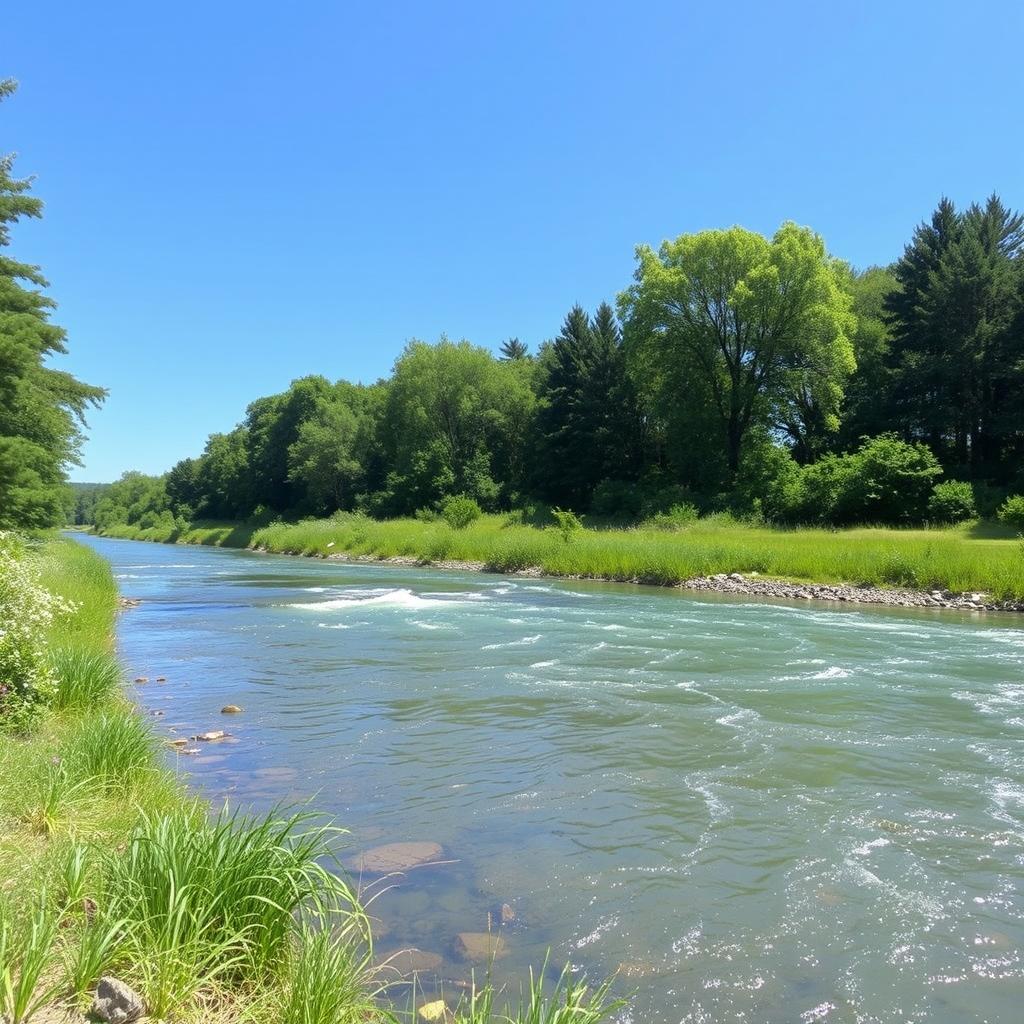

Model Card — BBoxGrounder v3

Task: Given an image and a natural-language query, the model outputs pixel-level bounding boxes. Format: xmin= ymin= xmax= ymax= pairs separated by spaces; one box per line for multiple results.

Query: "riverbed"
xmin=75 ymin=534 xmax=1024 ymax=1024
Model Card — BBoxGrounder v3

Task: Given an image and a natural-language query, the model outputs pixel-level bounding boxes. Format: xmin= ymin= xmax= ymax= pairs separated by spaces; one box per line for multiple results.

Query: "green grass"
xmin=99 ymin=511 xmax=1024 ymax=600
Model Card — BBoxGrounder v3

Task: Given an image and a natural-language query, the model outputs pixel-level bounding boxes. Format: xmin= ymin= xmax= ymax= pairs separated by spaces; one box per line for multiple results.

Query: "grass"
xmin=99 ymin=511 xmax=1024 ymax=600
xmin=1 ymin=534 xmax=626 ymax=1024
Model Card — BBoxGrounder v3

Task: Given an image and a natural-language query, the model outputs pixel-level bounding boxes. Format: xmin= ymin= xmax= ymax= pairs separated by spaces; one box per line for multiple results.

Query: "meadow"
xmin=96 ymin=513 xmax=1024 ymax=602
xmin=1 ymin=536 xmax=622 ymax=1024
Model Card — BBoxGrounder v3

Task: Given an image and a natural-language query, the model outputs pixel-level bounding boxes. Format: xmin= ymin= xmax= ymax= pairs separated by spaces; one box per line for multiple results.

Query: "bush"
xmin=644 ymin=503 xmax=699 ymax=531
xmin=998 ymin=495 xmax=1024 ymax=530
xmin=440 ymin=495 xmax=482 ymax=530
xmin=551 ymin=508 xmax=583 ymax=543
xmin=0 ymin=533 xmax=75 ymax=730
xmin=928 ymin=481 xmax=977 ymax=523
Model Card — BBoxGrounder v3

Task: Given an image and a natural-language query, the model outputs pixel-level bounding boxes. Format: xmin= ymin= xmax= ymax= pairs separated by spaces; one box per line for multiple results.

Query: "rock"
xmin=499 ymin=902 xmax=516 ymax=925
xmin=418 ymin=1000 xmax=449 ymax=1022
xmin=156 ymin=677 xmax=168 ymax=683
xmin=167 ymin=738 xmax=188 ymax=747
xmin=345 ymin=841 xmax=444 ymax=874
xmin=92 ymin=976 xmax=146 ymax=1024
xmin=379 ymin=948 xmax=444 ymax=975
xmin=133 ymin=677 xmax=148 ymax=684
xmin=454 ymin=932 xmax=507 ymax=962
xmin=221 ymin=705 xmax=243 ymax=714
xmin=180 ymin=747 xmax=201 ymax=755
xmin=193 ymin=730 xmax=227 ymax=741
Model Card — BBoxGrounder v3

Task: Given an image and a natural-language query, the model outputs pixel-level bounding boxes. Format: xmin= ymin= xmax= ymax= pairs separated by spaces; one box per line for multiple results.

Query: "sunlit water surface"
xmin=76 ymin=534 xmax=1024 ymax=1023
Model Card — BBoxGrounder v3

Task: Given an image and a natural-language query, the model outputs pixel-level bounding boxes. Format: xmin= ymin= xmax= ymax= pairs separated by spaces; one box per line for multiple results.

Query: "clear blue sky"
xmin=5 ymin=1 xmax=1022 ymax=482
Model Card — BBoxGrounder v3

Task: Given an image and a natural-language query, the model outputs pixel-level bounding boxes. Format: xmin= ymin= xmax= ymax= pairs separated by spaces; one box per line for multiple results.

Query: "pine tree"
xmin=0 ymin=80 xmax=105 ymax=528
xmin=499 ymin=337 xmax=529 ymax=360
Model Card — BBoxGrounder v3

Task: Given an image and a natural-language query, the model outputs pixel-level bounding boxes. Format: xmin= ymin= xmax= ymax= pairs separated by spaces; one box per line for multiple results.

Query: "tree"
xmin=534 ymin=302 xmax=643 ymax=507
xmin=619 ymin=223 xmax=855 ymax=477
xmin=887 ymin=195 xmax=1024 ymax=477
xmin=377 ymin=339 xmax=534 ymax=513
xmin=499 ymin=337 xmax=529 ymax=360
xmin=0 ymin=80 xmax=105 ymax=528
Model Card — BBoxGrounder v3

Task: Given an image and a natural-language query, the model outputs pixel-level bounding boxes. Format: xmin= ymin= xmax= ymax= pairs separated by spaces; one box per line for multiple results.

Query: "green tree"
xmin=0 ymin=80 xmax=105 ymax=528
xmin=534 ymin=302 xmax=643 ymax=507
xmin=619 ymin=223 xmax=856 ymax=477
xmin=377 ymin=339 xmax=534 ymax=513
xmin=499 ymin=337 xmax=529 ymax=360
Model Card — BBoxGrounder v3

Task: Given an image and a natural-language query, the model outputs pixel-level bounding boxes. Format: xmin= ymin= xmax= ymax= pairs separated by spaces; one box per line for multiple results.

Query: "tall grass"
xmin=48 ymin=647 xmax=123 ymax=710
xmin=61 ymin=711 xmax=157 ymax=794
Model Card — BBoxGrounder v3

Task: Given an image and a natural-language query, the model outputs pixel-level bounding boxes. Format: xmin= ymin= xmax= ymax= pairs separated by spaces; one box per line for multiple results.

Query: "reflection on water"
xmin=76 ymin=534 xmax=1024 ymax=1023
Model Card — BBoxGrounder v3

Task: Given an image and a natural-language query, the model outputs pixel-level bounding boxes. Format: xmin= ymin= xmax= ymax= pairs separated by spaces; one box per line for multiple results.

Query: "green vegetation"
xmin=83 ymin=194 xmax=1024 ymax=546
xmin=96 ymin=512 xmax=1024 ymax=601
xmin=0 ymin=81 xmax=104 ymax=530
xmin=1 ymin=537 xmax=623 ymax=1024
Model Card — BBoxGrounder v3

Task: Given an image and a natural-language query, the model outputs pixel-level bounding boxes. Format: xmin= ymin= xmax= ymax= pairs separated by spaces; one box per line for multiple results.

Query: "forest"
xmin=77 ymin=200 xmax=1024 ymax=536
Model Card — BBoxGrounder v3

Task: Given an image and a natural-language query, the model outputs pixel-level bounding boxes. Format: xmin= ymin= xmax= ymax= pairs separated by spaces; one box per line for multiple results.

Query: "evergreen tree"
xmin=0 ymin=80 xmax=105 ymax=528
xmin=499 ymin=337 xmax=529 ymax=360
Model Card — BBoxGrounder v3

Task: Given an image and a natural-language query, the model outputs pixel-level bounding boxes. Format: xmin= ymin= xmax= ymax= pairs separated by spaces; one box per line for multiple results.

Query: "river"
xmin=74 ymin=534 xmax=1024 ymax=1023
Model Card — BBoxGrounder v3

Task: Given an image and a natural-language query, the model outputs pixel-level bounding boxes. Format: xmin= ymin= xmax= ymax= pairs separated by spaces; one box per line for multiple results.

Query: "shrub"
xmin=0 ymin=533 xmax=75 ymax=730
xmin=440 ymin=495 xmax=482 ymax=530
xmin=590 ymin=479 xmax=642 ymax=518
xmin=551 ymin=508 xmax=583 ymax=543
xmin=644 ymin=503 xmax=699 ymax=531
xmin=998 ymin=495 xmax=1024 ymax=530
xmin=928 ymin=481 xmax=977 ymax=523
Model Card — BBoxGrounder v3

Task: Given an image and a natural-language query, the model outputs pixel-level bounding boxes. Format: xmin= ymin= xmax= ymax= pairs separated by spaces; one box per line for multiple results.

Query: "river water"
xmin=75 ymin=534 xmax=1024 ymax=1023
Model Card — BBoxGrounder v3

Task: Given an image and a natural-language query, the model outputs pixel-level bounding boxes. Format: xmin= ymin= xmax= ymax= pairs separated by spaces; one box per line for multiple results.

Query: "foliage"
xmin=0 ymin=81 xmax=105 ymax=529
xmin=928 ymin=480 xmax=977 ymax=523
xmin=619 ymin=222 xmax=856 ymax=475
xmin=644 ymin=503 xmax=699 ymax=531
xmin=551 ymin=508 xmax=583 ymax=543
xmin=998 ymin=494 xmax=1024 ymax=530
xmin=0 ymin=533 xmax=75 ymax=729
xmin=441 ymin=494 xmax=483 ymax=530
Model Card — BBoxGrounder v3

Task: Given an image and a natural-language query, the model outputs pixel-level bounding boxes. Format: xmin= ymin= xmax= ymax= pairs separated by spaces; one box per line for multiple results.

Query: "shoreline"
xmin=97 ymin=530 xmax=1024 ymax=614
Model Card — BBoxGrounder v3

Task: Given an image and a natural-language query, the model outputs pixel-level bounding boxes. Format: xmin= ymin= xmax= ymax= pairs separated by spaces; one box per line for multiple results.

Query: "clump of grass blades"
xmin=0 ymin=892 xmax=63 ymax=1024
xmin=48 ymin=647 xmax=123 ymax=711
xmin=281 ymin=925 xmax=389 ymax=1024
xmin=18 ymin=760 xmax=94 ymax=837
xmin=451 ymin=963 xmax=626 ymax=1024
xmin=100 ymin=804 xmax=367 ymax=1016
xmin=61 ymin=710 xmax=156 ymax=794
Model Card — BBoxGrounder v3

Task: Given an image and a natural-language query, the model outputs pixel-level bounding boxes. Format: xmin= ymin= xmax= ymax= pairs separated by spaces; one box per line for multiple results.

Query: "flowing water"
xmin=76 ymin=534 xmax=1024 ymax=1023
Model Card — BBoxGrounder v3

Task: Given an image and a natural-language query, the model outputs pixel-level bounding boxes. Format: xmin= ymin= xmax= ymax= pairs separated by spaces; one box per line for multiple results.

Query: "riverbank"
xmin=1 ymin=535 xmax=621 ymax=1023
xmin=95 ymin=513 xmax=1024 ymax=612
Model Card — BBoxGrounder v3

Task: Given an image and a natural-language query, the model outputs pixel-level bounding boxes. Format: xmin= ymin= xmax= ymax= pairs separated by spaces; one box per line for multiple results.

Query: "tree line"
xmin=89 ymin=198 xmax=1024 ymax=533
xmin=2 ymin=78 xmax=1022 ymax=534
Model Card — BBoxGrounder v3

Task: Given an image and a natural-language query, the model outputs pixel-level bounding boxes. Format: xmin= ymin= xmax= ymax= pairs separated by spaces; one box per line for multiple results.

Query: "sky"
xmin=4 ymin=1 xmax=1023 ymax=481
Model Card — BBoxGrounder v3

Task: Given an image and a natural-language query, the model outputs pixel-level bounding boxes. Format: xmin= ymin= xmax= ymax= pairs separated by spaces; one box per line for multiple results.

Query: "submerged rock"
xmin=454 ymin=932 xmax=507 ymax=962
xmin=92 ymin=976 xmax=145 ymax=1024
xmin=346 ymin=841 xmax=444 ymax=874
xmin=133 ymin=677 xmax=148 ymax=684
xmin=499 ymin=902 xmax=516 ymax=925
xmin=378 ymin=947 xmax=444 ymax=975
xmin=418 ymin=1000 xmax=450 ymax=1022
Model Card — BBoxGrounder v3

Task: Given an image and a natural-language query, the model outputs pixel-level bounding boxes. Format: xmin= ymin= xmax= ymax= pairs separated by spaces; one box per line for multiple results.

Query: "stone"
xmin=133 ymin=677 xmax=148 ymax=684
xmin=418 ymin=1000 xmax=449 ymax=1022
xmin=379 ymin=948 xmax=444 ymax=975
xmin=454 ymin=932 xmax=507 ymax=962
xmin=345 ymin=841 xmax=444 ymax=874
xmin=92 ymin=976 xmax=145 ymax=1024
xmin=499 ymin=902 xmax=516 ymax=925
xmin=193 ymin=730 xmax=227 ymax=741
xmin=221 ymin=705 xmax=243 ymax=714
xmin=167 ymin=738 xmax=188 ymax=747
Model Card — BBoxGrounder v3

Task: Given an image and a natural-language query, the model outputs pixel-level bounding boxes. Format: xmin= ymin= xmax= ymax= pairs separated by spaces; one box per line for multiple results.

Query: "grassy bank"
xmin=98 ymin=513 xmax=1024 ymax=601
xmin=1 ymin=536 xmax=622 ymax=1023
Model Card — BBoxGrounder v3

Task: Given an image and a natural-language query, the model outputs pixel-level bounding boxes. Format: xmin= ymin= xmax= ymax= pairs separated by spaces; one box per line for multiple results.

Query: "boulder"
xmin=345 ymin=841 xmax=443 ymax=874
xmin=454 ymin=932 xmax=507 ymax=962
xmin=92 ymin=976 xmax=146 ymax=1024
xmin=221 ymin=705 xmax=243 ymax=714
xmin=379 ymin=948 xmax=444 ymax=975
